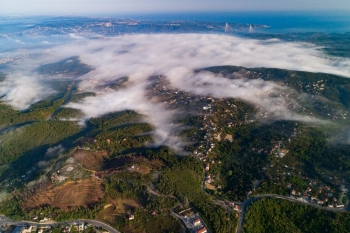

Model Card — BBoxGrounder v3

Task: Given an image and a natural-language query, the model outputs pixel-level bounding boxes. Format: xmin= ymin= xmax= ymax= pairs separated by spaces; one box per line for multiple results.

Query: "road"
xmin=0 ymin=217 xmax=120 ymax=233
xmin=145 ymin=185 xmax=176 ymax=199
xmin=235 ymin=194 xmax=348 ymax=233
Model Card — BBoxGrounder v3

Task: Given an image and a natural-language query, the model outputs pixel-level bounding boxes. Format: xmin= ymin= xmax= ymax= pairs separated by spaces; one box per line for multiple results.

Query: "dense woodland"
xmin=243 ymin=197 xmax=350 ymax=233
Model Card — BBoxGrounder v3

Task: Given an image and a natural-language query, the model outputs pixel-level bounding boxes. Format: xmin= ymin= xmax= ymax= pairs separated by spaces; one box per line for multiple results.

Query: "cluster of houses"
xmin=177 ymin=209 xmax=210 ymax=233
xmin=289 ymin=184 xmax=348 ymax=208
xmin=2 ymin=222 xmax=91 ymax=233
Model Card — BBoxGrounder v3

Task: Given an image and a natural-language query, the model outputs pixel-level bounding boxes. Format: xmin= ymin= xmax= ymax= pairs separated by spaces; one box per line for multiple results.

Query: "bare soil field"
xmin=72 ymin=149 xmax=108 ymax=171
xmin=23 ymin=178 xmax=105 ymax=210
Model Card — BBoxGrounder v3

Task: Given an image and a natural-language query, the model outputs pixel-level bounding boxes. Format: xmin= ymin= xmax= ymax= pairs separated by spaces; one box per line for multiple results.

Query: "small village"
xmin=0 ymin=220 xmax=102 ymax=233
xmin=146 ymin=74 xmax=350 ymax=210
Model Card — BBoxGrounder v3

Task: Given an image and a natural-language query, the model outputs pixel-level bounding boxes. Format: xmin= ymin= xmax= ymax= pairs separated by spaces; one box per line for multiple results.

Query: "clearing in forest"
xmin=72 ymin=149 xmax=108 ymax=171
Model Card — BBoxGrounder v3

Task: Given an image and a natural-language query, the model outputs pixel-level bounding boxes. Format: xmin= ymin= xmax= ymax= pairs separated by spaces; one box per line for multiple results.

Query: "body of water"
xmin=122 ymin=11 xmax=350 ymax=34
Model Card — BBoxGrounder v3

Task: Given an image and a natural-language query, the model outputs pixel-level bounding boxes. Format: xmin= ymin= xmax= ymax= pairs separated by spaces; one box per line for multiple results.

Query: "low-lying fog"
xmin=1 ymin=33 xmax=350 ymax=150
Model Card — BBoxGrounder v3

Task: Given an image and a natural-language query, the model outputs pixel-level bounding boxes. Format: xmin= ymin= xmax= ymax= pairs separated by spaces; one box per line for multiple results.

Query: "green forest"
xmin=243 ymin=197 xmax=350 ymax=233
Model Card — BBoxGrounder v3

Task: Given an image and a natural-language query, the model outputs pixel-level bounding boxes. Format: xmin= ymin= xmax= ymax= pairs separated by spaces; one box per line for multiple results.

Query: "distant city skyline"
xmin=1 ymin=0 xmax=350 ymax=16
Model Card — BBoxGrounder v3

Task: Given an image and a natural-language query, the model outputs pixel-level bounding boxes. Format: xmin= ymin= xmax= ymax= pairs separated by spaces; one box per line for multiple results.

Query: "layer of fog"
xmin=3 ymin=33 xmax=350 ymax=150
xmin=0 ymin=74 xmax=55 ymax=110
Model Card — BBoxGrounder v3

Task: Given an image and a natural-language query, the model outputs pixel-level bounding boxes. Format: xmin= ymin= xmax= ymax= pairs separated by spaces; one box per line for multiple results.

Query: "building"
xmin=224 ymin=134 xmax=233 ymax=142
xmin=317 ymin=200 xmax=324 ymax=205
xmin=193 ymin=217 xmax=201 ymax=226
xmin=196 ymin=226 xmax=207 ymax=233
xmin=277 ymin=149 xmax=289 ymax=158
xmin=128 ymin=214 xmax=135 ymax=220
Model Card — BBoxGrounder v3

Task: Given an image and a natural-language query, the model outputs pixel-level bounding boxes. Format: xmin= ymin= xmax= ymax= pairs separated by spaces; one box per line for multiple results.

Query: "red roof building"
xmin=196 ymin=227 xmax=207 ymax=233
xmin=193 ymin=217 xmax=201 ymax=226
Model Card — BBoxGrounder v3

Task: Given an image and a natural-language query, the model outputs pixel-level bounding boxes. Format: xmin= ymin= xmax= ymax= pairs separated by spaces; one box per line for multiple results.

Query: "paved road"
xmin=0 ymin=218 xmax=120 ymax=233
xmin=235 ymin=194 xmax=348 ymax=233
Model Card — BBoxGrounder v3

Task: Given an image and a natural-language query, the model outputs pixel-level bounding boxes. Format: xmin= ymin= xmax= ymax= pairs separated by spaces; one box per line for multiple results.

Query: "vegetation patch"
xmin=243 ymin=197 xmax=350 ymax=233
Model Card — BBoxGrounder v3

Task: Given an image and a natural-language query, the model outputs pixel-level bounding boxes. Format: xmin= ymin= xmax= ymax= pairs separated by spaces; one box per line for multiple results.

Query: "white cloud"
xmin=45 ymin=145 xmax=65 ymax=158
xmin=3 ymin=33 xmax=350 ymax=150
xmin=0 ymin=75 xmax=55 ymax=110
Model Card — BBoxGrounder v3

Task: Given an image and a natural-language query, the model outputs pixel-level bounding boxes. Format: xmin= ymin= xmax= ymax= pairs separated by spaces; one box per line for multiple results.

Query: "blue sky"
xmin=1 ymin=0 xmax=350 ymax=16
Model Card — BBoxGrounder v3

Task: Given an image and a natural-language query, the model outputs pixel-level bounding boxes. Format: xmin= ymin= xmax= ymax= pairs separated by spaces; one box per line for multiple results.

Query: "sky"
xmin=1 ymin=0 xmax=350 ymax=16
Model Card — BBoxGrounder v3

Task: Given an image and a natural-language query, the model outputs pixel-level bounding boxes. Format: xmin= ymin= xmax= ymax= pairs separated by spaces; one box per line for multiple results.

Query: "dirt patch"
xmin=72 ymin=149 xmax=108 ymax=171
xmin=23 ymin=178 xmax=105 ymax=211
xmin=127 ymin=164 xmax=151 ymax=175
xmin=205 ymin=182 xmax=217 ymax=190
xmin=104 ymin=204 xmax=113 ymax=209
xmin=179 ymin=208 xmax=195 ymax=217
xmin=95 ymin=197 xmax=141 ymax=223
xmin=60 ymin=164 xmax=78 ymax=176
xmin=108 ymin=198 xmax=141 ymax=214
xmin=96 ymin=204 xmax=117 ymax=223
xmin=106 ymin=155 xmax=165 ymax=171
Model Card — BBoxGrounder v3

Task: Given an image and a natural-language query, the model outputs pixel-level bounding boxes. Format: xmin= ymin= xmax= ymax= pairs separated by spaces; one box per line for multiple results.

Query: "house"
xmin=317 ymin=200 xmax=324 ymax=205
xmin=277 ymin=149 xmax=289 ymax=158
xmin=193 ymin=217 xmax=201 ymax=226
xmin=224 ymin=134 xmax=233 ymax=142
xmin=21 ymin=226 xmax=35 ymax=233
xmin=62 ymin=227 xmax=71 ymax=233
xmin=128 ymin=214 xmax=135 ymax=220
xmin=196 ymin=226 xmax=207 ymax=233
xmin=205 ymin=164 xmax=210 ymax=171
xmin=78 ymin=223 xmax=85 ymax=231
xmin=234 ymin=205 xmax=239 ymax=211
